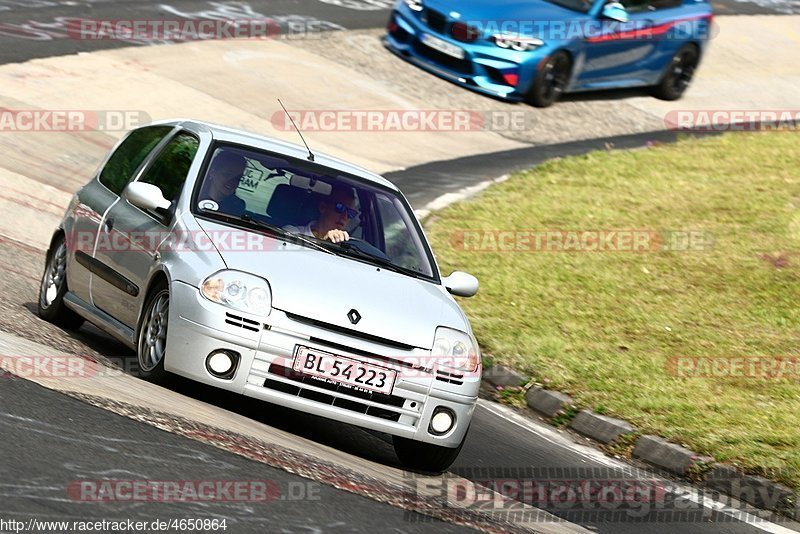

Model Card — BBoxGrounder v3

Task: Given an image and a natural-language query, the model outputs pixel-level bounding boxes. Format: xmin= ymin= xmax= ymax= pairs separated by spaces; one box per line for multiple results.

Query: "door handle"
xmin=104 ymin=217 xmax=114 ymax=232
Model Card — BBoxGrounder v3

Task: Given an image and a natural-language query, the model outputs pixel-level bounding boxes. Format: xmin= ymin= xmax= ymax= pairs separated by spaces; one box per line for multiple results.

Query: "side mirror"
xmin=601 ymin=2 xmax=629 ymax=22
xmin=123 ymin=182 xmax=171 ymax=211
xmin=443 ymin=271 xmax=479 ymax=298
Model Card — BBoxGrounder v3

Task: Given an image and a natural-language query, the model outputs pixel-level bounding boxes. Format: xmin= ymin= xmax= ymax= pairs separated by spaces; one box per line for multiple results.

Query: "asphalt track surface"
xmin=0 ymin=0 xmax=789 ymax=65
xmin=1 ymin=1 xmax=798 ymax=534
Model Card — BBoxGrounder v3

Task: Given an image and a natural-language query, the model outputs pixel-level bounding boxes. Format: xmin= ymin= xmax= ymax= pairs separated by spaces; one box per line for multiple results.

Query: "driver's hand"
xmin=324 ymin=229 xmax=350 ymax=243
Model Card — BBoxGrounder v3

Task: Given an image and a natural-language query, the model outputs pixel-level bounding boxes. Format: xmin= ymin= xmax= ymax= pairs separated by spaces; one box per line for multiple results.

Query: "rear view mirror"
xmin=289 ymin=175 xmax=333 ymax=195
xmin=601 ymin=2 xmax=629 ymax=22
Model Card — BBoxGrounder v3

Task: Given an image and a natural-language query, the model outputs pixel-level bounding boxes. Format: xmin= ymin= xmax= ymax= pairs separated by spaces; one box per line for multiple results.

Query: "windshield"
xmin=192 ymin=145 xmax=437 ymax=281
xmin=544 ymin=0 xmax=594 ymax=13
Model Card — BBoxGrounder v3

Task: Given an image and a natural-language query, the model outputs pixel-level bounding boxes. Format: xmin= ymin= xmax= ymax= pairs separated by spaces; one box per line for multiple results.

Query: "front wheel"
xmin=393 ymin=430 xmax=468 ymax=473
xmin=650 ymin=44 xmax=699 ymax=101
xmin=136 ymin=285 xmax=170 ymax=382
xmin=526 ymin=52 xmax=571 ymax=108
xmin=38 ymin=236 xmax=84 ymax=329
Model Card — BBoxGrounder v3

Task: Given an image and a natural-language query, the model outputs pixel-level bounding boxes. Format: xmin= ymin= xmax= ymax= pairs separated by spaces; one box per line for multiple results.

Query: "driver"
xmin=201 ymin=151 xmax=247 ymax=216
xmin=285 ymin=185 xmax=358 ymax=243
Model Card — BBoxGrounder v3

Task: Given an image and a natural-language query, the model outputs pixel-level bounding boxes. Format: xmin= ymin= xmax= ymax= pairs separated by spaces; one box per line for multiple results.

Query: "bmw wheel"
xmin=38 ymin=236 xmax=84 ymax=329
xmin=650 ymin=44 xmax=699 ymax=101
xmin=136 ymin=285 xmax=170 ymax=382
xmin=527 ymin=51 xmax=571 ymax=108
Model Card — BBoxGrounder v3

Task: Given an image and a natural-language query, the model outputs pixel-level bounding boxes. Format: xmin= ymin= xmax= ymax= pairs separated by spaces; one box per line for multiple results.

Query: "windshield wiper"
xmin=335 ymin=241 xmax=426 ymax=279
xmin=239 ymin=214 xmax=334 ymax=255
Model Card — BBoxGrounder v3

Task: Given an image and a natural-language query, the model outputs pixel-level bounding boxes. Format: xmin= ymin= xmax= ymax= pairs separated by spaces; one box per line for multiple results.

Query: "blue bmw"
xmin=384 ymin=0 xmax=713 ymax=107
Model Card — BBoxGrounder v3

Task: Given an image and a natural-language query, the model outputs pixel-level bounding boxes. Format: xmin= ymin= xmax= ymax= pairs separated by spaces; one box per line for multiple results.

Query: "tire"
xmin=650 ymin=44 xmax=699 ymax=101
xmin=37 ymin=236 xmax=84 ymax=329
xmin=136 ymin=285 xmax=170 ymax=382
xmin=393 ymin=429 xmax=468 ymax=473
xmin=526 ymin=51 xmax=571 ymax=108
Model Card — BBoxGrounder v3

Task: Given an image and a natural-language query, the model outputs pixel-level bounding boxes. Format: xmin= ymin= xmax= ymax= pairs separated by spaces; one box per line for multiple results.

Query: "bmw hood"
xmin=423 ymin=0 xmax=581 ymax=36
xmin=195 ymin=219 xmax=468 ymax=349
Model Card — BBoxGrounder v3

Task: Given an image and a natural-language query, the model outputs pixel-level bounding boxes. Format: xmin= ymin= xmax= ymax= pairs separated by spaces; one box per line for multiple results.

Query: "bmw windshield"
xmin=192 ymin=145 xmax=438 ymax=282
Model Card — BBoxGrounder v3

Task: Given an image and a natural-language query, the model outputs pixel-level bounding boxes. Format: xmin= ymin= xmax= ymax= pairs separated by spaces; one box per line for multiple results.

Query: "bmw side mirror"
xmin=123 ymin=182 xmax=172 ymax=212
xmin=443 ymin=271 xmax=479 ymax=298
xmin=601 ymin=2 xmax=629 ymax=22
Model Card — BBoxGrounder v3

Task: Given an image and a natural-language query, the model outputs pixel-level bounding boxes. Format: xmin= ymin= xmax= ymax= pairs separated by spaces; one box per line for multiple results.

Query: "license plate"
xmin=420 ymin=33 xmax=465 ymax=59
xmin=292 ymin=346 xmax=396 ymax=395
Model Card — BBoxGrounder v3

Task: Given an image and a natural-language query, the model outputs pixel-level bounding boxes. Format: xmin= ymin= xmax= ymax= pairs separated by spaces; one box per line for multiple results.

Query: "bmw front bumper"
xmin=384 ymin=9 xmax=547 ymax=102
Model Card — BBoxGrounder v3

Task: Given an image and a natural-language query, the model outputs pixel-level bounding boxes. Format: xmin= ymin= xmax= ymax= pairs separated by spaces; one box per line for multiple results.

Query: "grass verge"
xmin=425 ymin=132 xmax=800 ymax=490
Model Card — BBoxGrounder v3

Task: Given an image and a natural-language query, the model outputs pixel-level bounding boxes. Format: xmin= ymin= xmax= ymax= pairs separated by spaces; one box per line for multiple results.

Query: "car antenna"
xmin=278 ymin=99 xmax=315 ymax=162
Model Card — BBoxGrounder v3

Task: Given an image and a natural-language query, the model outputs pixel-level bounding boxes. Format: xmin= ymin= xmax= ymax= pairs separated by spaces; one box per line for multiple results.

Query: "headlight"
xmin=404 ymin=0 xmax=423 ymax=12
xmin=492 ymin=34 xmax=544 ymax=51
xmin=200 ymin=270 xmax=272 ymax=317
xmin=432 ymin=327 xmax=480 ymax=373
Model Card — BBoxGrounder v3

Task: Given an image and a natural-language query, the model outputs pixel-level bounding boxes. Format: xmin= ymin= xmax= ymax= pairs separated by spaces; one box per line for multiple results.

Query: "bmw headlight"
xmin=432 ymin=327 xmax=480 ymax=373
xmin=200 ymin=270 xmax=272 ymax=317
xmin=492 ymin=34 xmax=544 ymax=51
xmin=404 ymin=0 xmax=424 ymax=12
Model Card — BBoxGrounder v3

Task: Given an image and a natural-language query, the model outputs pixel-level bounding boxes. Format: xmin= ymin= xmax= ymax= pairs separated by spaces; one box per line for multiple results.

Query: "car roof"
xmin=148 ymin=118 xmax=399 ymax=191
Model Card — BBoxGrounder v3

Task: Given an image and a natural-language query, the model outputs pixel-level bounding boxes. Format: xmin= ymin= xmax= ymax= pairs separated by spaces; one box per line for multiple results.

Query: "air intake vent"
xmin=435 ymin=368 xmax=464 ymax=385
xmin=225 ymin=312 xmax=260 ymax=332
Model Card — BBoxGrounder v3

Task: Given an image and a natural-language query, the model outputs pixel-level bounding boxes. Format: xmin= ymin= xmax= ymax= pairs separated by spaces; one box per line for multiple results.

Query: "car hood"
xmin=196 ymin=219 xmax=468 ymax=349
xmin=424 ymin=0 xmax=583 ymax=29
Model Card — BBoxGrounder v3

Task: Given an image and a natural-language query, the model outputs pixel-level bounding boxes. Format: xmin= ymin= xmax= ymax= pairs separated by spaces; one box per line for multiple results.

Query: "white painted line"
xmin=478 ymin=400 xmax=800 ymax=534
xmin=415 ymin=174 xmax=509 ymax=220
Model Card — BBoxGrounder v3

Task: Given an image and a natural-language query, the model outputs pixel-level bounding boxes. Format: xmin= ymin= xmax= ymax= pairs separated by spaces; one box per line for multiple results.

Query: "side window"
xmin=620 ymin=0 xmax=649 ymax=12
xmin=98 ymin=126 xmax=173 ymax=195
xmin=648 ymin=0 xmax=681 ymax=9
xmin=138 ymin=132 xmax=200 ymax=204
xmin=376 ymin=193 xmax=430 ymax=276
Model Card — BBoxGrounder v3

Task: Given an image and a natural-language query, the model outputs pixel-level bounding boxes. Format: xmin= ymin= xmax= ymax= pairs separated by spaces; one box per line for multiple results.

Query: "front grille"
xmin=414 ymin=42 xmax=472 ymax=75
xmin=425 ymin=8 xmax=447 ymax=34
xmin=285 ymin=312 xmax=416 ymax=352
xmin=263 ymin=363 xmax=405 ymax=422
xmin=268 ymin=363 xmax=405 ymax=407
xmin=225 ymin=312 xmax=260 ymax=332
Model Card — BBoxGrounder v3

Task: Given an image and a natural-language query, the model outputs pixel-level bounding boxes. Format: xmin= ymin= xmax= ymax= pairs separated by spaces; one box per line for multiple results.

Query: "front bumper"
xmin=384 ymin=9 xmax=547 ymax=101
xmin=165 ymin=280 xmax=479 ymax=448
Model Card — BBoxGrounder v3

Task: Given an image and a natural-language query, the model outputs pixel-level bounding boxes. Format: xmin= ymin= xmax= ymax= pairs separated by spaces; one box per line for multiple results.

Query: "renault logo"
xmin=347 ymin=309 xmax=361 ymax=325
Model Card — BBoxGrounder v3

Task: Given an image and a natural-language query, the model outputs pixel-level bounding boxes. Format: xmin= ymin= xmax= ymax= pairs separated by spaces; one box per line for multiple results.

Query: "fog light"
xmin=206 ymin=350 xmax=239 ymax=379
xmin=429 ymin=407 xmax=455 ymax=435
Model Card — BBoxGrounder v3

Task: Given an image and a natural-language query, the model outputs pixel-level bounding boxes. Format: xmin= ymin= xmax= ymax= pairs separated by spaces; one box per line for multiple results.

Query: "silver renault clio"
xmin=38 ymin=119 xmax=481 ymax=472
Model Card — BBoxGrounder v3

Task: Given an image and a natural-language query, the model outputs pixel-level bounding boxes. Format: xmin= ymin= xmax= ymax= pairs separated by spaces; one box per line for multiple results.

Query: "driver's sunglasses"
xmin=334 ymin=202 xmax=359 ymax=219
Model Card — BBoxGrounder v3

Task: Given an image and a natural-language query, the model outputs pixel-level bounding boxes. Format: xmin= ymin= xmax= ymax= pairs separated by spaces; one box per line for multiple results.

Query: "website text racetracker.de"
xmin=0 ymin=518 xmax=229 ymax=532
